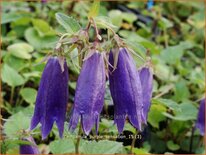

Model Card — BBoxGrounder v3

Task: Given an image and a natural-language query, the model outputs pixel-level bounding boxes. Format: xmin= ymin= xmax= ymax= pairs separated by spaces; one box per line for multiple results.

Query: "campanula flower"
xmin=138 ymin=67 xmax=153 ymax=124
xmin=109 ymin=48 xmax=143 ymax=133
xmin=196 ymin=98 xmax=205 ymax=135
xmin=20 ymin=136 xmax=39 ymax=154
xmin=30 ymin=57 xmax=69 ymax=139
xmin=69 ymin=51 xmax=106 ymax=135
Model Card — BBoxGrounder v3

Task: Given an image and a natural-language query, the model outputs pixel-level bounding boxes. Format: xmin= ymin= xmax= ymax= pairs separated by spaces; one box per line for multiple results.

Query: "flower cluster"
xmin=29 ymin=46 xmax=153 ymax=139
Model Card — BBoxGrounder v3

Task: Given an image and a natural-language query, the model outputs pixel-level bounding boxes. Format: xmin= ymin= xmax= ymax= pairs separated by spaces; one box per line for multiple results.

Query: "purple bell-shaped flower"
xmin=109 ymin=48 xmax=143 ymax=133
xmin=30 ymin=57 xmax=69 ymax=139
xmin=69 ymin=51 xmax=106 ymax=135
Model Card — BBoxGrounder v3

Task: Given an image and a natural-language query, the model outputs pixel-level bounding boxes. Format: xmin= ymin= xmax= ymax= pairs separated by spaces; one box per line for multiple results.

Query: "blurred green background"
xmin=1 ymin=1 xmax=205 ymax=154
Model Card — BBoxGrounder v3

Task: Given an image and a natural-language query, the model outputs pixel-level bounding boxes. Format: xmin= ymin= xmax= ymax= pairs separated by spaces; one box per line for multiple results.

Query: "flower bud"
xmin=30 ymin=57 xmax=69 ymax=139
xmin=69 ymin=51 xmax=106 ymax=135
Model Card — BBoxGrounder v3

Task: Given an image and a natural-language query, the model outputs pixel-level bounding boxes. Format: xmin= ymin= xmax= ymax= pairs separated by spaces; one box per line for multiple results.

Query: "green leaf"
xmin=167 ymin=140 xmax=180 ymax=151
xmin=108 ymin=10 xmax=123 ymax=28
xmin=88 ymin=1 xmax=100 ymax=18
xmin=124 ymin=123 xmax=136 ymax=134
xmin=1 ymin=13 xmax=25 ymax=24
xmin=49 ymin=139 xmax=75 ymax=154
xmin=161 ymin=41 xmax=194 ymax=64
xmin=32 ymin=19 xmax=56 ymax=37
xmin=152 ymin=98 xmax=180 ymax=111
xmin=123 ymin=39 xmax=147 ymax=59
xmin=3 ymin=55 xmax=27 ymax=71
xmin=122 ymin=12 xmax=137 ymax=24
xmin=154 ymin=63 xmax=171 ymax=81
xmin=4 ymin=111 xmax=31 ymax=138
xmin=169 ymin=120 xmax=188 ymax=137
xmin=80 ymin=140 xmax=123 ymax=154
xmin=158 ymin=17 xmax=174 ymax=29
xmin=163 ymin=102 xmax=198 ymax=121
xmin=25 ymin=28 xmax=58 ymax=50
xmin=20 ymin=88 xmax=37 ymax=104
xmin=119 ymin=30 xmax=160 ymax=54
xmin=173 ymin=80 xmax=190 ymax=102
xmin=1 ymin=64 xmax=25 ymax=87
xmin=94 ymin=16 xmax=118 ymax=31
xmin=148 ymin=104 xmax=167 ymax=128
xmin=7 ymin=42 xmax=33 ymax=59
xmin=132 ymin=148 xmax=149 ymax=154
xmin=55 ymin=13 xmax=81 ymax=34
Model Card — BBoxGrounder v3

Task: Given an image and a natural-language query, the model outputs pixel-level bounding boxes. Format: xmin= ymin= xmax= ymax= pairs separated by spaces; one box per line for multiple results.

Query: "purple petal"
xmin=20 ymin=136 xmax=39 ymax=154
xmin=30 ymin=57 xmax=69 ymax=139
xmin=196 ymin=98 xmax=205 ymax=135
xmin=82 ymin=114 xmax=95 ymax=135
xmin=138 ymin=67 xmax=153 ymax=124
xmin=69 ymin=51 xmax=106 ymax=135
xmin=109 ymin=48 xmax=143 ymax=133
xmin=69 ymin=109 xmax=80 ymax=131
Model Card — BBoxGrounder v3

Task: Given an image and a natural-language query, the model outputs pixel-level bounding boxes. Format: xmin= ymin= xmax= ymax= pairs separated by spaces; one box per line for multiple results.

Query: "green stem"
xmin=130 ymin=129 xmax=137 ymax=153
xmin=75 ymin=123 xmax=82 ymax=154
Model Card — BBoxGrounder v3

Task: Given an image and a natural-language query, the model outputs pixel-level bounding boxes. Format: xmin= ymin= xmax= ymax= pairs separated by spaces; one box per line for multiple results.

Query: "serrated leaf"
xmin=7 ymin=42 xmax=33 ymax=59
xmin=55 ymin=13 xmax=81 ymax=34
xmin=1 ymin=64 xmax=25 ymax=87
xmin=88 ymin=1 xmax=100 ymax=18
xmin=20 ymin=88 xmax=37 ymax=104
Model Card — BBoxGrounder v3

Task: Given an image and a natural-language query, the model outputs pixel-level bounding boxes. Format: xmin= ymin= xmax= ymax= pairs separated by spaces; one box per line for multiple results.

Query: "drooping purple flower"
xmin=69 ymin=51 xmax=106 ymax=135
xmin=109 ymin=48 xmax=143 ymax=133
xmin=138 ymin=67 xmax=153 ymax=124
xmin=30 ymin=57 xmax=69 ymax=139
xmin=196 ymin=98 xmax=205 ymax=136
xmin=20 ymin=136 xmax=39 ymax=154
